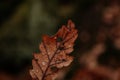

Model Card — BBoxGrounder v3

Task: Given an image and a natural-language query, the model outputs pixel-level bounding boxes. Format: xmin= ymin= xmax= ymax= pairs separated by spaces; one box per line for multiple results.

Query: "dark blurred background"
xmin=0 ymin=0 xmax=120 ymax=80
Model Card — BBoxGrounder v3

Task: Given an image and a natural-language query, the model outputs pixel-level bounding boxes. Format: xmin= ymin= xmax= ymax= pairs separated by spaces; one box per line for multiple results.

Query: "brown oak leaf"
xmin=29 ymin=20 xmax=78 ymax=80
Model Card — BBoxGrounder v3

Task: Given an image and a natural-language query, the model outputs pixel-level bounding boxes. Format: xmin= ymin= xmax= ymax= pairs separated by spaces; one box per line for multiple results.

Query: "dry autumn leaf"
xmin=30 ymin=20 xmax=78 ymax=80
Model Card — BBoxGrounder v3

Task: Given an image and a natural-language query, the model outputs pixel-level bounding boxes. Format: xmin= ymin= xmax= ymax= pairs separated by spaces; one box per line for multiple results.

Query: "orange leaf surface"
xmin=30 ymin=20 xmax=78 ymax=80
